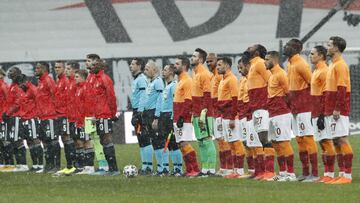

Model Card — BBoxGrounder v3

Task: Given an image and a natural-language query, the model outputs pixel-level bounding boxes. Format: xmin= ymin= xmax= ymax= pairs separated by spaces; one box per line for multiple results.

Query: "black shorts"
xmin=38 ymin=119 xmax=56 ymax=141
xmin=68 ymin=122 xmax=76 ymax=138
xmin=0 ymin=121 xmax=7 ymax=141
xmin=6 ymin=117 xmax=23 ymax=142
xmin=75 ymin=127 xmax=91 ymax=141
xmin=21 ymin=118 xmax=39 ymax=140
xmin=54 ymin=117 xmax=68 ymax=137
xmin=159 ymin=112 xmax=178 ymax=151
xmin=96 ymin=118 xmax=113 ymax=136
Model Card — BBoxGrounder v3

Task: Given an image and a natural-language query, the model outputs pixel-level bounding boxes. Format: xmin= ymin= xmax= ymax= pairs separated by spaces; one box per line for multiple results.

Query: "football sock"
xmin=204 ymin=139 xmax=216 ymax=171
xmin=14 ymin=144 xmax=26 ymax=165
xmin=52 ymin=140 xmax=61 ymax=168
xmin=76 ymin=148 xmax=85 ymax=169
xmin=35 ymin=144 xmax=43 ymax=166
xmin=154 ymin=148 xmax=164 ymax=172
xmin=181 ymin=143 xmax=199 ymax=173
xmin=264 ymin=147 xmax=275 ymax=173
xmin=304 ymin=136 xmax=318 ymax=177
xmin=255 ymin=147 xmax=265 ymax=175
xmin=103 ymin=143 xmax=118 ymax=172
xmin=85 ymin=148 xmax=95 ymax=167
xmin=143 ymin=144 xmax=154 ymax=171
xmin=170 ymin=149 xmax=183 ymax=173
xmin=217 ymin=139 xmax=226 ymax=169
xmin=296 ymin=137 xmax=309 ymax=176
xmin=320 ymin=139 xmax=336 ymax=175
xmin=162 ymin=149 xmax=169 ymax=172
xmin=341 ymin=142 xmax=353 ymax=177
xmin=335 ymin=144 xmax=345 ymax=174
xmin=281 ymin=141 xmax=294 ymax=174
xmin=90 ymin=131 xmax=108 ymax=166
xmin=64 ymin=139 xmax=76 ymax=168
xmin=246 ymin=147 xmax=254 ymax=172
xmin=140 ymin=147 xmax=146 ymax=170
xmin=29 ymin=145 xmax=38 ymax=166
xmin=198 ymin=140 xmax=208 ymax=171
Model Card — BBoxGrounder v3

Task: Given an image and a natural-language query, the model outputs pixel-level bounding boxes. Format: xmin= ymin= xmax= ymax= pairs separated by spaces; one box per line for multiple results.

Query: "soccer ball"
xmin=123 ymin=165 xmax=138 ymax=178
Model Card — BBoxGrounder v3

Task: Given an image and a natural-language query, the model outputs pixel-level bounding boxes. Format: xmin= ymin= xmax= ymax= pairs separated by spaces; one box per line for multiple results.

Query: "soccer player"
xmin=142 ymin=60 xmax=164 ymax=175
xmin=309 ymin=45 xmax=336 ymax=183
xmin=53 ymin=61 xmax=72 ymax=174
xmin=265 ymin=51 xmax=296 ymax=181
xmin=2 ymin=67 xmax=28 ymax=172
xmin=207 ymin=53 xmax=231 ymax=176
xmin=129 ymin=58 xmax=152 ymax=174
xmin=191 ymin=48 xmax=217 ymax=176
xmin=246 ymin=44 xmax=275 ymax=180
xmin=18 ymin=74 xmax=44 ymax=172
xmin=173 ymin=56 xmax=200 ymax=177
xmin=73 ymin=69 xmax=95 ymax=175
xmin=152 ymin=64 xmax=182 ymax=176
xmin=236 ymin=56 xmax=255 ymax=176
xmin=0 ymin=68 xmax=8 ymax=168
xmin=83 ymin=54 xmax=109 ymax=175
xmin=35 ymin=62 xmax=58 ymax=173
xmin=284 ymin=39 xmax=318 ymax=181
xmin=90 ymin=59 xmax=119 ymax=175
xmin=217 ymin=57 xmax=246 ymax=178
xmin=324 ymin=36 xmax=353 ymax=184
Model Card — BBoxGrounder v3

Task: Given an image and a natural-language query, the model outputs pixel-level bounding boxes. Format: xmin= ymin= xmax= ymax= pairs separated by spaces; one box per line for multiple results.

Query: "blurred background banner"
xmin=1 ymin=0 xmax=359 ymax=142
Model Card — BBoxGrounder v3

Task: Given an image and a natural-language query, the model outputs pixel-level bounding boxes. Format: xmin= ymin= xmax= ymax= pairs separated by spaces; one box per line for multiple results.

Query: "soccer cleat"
xmin=185 ymin=171 xmax=200 ymax=177
xmin=0 ymin=165 xmax=16 ymax=172
xmin=106 ymin=171 xmax=121 ymax=176
xmin=296 ymin=175 xmax=308 ymax=181
xmin=237 ymin=173 xmax=252 ymax=179
xmin=286 ymin=173 xmax=297 ymax=181
xmin=315 ymin=176 xmax=333 ymax=183
xmin=13 ymin=165 xmax=29 ymax=172
xmin=89 ymin=168 xmax=108 ymax=176
xmin=324 ymin=176 xmax=343 ymax=184
xmin=47 ymin=167 xmax=60 ymax=174
xmin=172 ymin=168 xmax=183 ymax=177
xmin=328 ymin=177 xmax=352 ymax=184
xmin=261 ymin=172 xmax=276 ymax=181
xmin=224 ymin=173 xmax=240 ymax=179
xmin=254 ymin=173 xmax=266 ymax=180
xmin=302 ymin=175 xmax=320 ymax=183
xmin=55 ymin=168 xmax=69 ymax=175
xmin=76 ymin=166 xmax=95 ymax=175
xmin=271 ymin=174 xmax=287 ymax=182
xmin=215 ymin=169 xmax=226 ymax=176
xmin=63 ymin=167 xmax=77 ymax=175
xmin=196 ymin=172 xmax=209 ymax=178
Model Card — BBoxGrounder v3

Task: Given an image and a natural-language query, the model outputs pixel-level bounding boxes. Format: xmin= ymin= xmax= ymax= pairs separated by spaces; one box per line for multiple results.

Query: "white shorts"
xmin=325 ymin=115 xmax=349 ymax=138
xmin=223 ymin=119 xmax=241 ymax=142
xmin=213 ymin=117 xmax=224 ymax=139
xmin=291 ymin=112 xmax=314 ymax=137
xmin=246 ymin=120 xmax=262 ymax=147
xmin=235 ymin=118 xmax=247 ymax=141
xmin=173 ymin=123 xmax=194 ymax=143
xmin=252 ymin=109 xmax=269 ymax=133
xmin=312 ymin=117 xmax=332 ymax=141
xmin=269 ymin=113 xmax=292 ymax=142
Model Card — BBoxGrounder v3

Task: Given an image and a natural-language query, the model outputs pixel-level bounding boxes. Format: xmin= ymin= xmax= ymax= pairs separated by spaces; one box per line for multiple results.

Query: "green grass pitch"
xmin=1 ymin=136 xmax=359 ymax=203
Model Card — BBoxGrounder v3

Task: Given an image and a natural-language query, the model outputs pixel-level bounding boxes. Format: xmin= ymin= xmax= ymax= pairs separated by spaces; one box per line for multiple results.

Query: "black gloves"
xmin=131 ymin=112 xmax=142 ymax=127
xmin=317 ymin=114 xmax=325 ymax=131
xmin=2 ymin=113 xmax=9 ymax=122
xmin=176 ymin=117 xmax=184 ymax=128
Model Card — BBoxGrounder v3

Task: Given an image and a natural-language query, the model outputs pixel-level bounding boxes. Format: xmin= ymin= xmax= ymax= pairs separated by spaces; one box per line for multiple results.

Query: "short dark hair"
xmin=266 ymin=51 xmax=280 ymax=60
xmin=10 ymin=66 xmax=22 ymax=75
xmin=218 ymin=57 xmax=232 ymax=67
xmin=37 ymin=62 xmax=49 ymax=72
xmin=132 ymin=57 xmax=145 ymax=71
xmin=289 ymin=39 xmax=303 ymax=53
xmin=86 ymin=54 xmax=100 ymax=60
xmin=314 ymin=45 xmax=327 ymax=60
xmin=330 ymin=36 xmax=346 ymax=53
xmin=75 ymin=69 xmax=88 ymax=79
xmin=176 ymin=56 xmax=190 ymax=71
xmin=55 ymin=60 xmax=65 ymax=64
xmin=66 ymin=61 xmax=80 ymax=70
xmin=239 ymin=51 xmax=251 ymax=65
xmin=195 ymin=48 xmax=207 ymax=63
xmin=166 ymin=64 xmax=175 ymax=72
xmin=255 ymin=44 xmax=267 ymax=59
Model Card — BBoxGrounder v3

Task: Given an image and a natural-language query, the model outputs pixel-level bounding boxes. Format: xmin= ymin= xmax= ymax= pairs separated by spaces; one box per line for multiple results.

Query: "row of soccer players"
xmin=131 ymin=36 xmax=352 ymax=184
xmin=0 ymin=54 xmax=121 ymax=176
